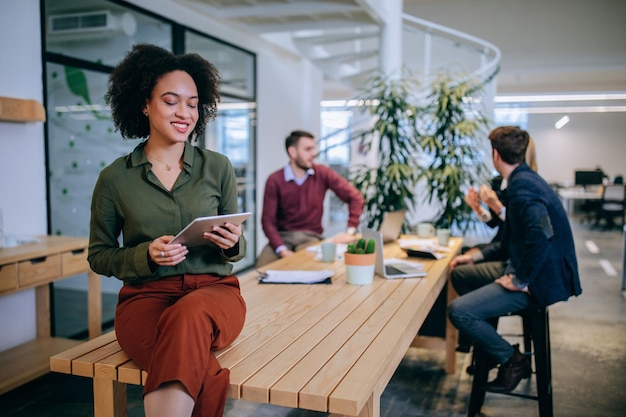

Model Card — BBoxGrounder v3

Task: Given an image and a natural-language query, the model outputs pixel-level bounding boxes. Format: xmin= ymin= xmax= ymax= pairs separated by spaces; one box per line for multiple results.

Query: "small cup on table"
xmin=320 ymin=242 xmax=337 ymax=262
xmin=436 ymin=228 xmax=451 ymax=247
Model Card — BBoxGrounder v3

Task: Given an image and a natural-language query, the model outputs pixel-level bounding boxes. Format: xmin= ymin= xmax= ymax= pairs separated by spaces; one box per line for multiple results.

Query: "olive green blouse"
xmin=88 ymin=141 xmax=246 ymax=285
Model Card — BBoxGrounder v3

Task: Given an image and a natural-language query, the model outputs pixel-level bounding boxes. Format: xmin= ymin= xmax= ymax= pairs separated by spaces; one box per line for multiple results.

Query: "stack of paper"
xmin=258 ymin=269 xmax=333 ymax=284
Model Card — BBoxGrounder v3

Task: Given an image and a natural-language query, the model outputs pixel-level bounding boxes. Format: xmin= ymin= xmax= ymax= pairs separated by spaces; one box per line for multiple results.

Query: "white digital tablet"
xmin=170 ymin=212 xmax=252 ymax=247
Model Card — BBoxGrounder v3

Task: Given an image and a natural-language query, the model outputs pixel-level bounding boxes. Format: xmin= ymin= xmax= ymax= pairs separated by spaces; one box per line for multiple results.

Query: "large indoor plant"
xmin=415 ymin=72 xmax=494 ymax=231
xmin=348 ymin=72 xmax=423 ymax=231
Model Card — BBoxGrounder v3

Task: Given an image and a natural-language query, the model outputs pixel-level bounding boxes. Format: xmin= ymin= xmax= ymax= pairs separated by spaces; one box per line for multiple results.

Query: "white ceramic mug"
xmin=417 ymin=222 xmax=435 ymax=238
xmin=436 ymin=228 xmax=451 ymax=246
xmin=320 ymin=242 xmax=337 ymax=262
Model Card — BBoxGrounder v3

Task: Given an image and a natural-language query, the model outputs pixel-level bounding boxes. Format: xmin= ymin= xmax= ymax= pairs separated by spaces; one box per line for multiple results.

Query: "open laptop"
xmin=361 ymin=227 xmax=426 ymax=279
xmin=379 ymin=209 xmax=407 ymax=243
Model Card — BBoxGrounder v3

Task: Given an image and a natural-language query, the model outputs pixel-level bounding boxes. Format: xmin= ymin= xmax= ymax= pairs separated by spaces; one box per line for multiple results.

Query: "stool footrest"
xmin=487 ymin=390 xmax=538 ymax=401
xmin=466 ymin=307 xmax=553 ymax=417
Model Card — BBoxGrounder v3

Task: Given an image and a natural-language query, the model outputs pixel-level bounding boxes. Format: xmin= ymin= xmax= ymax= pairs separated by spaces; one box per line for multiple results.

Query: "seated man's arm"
xmin=261 ymin=176 xmax=286 ymax=255
xmin=324 ymin=166 xmax=365 ymax=232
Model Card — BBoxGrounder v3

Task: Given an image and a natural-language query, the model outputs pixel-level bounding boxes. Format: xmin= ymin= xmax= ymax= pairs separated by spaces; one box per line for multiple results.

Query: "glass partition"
xmin=186 ymin=30 xmax=256 ymax=100
xmin=186 ymin=31 xmax=257 ymax=270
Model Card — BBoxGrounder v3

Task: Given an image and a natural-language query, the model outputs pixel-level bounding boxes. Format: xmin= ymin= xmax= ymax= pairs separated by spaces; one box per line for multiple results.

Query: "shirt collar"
xmin=131 ymin=140 xmax=194 ymax=169
xmin=284 ymin=164 xmax=315 ymax=183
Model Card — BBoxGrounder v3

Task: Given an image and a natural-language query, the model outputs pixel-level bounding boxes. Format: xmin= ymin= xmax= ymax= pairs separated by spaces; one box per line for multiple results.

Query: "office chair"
xmin=596 ymin=184 xmax=625 ymax=229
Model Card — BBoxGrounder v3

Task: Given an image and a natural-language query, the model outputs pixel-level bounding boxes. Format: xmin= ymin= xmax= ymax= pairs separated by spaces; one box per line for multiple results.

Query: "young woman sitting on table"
xmin=88 ymin=44 xmax=246 ymax=417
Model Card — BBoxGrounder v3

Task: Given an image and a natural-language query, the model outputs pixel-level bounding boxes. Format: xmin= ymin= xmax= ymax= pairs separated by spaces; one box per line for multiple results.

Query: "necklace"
xmin=145 ymin=151 xmax=181 ymax=171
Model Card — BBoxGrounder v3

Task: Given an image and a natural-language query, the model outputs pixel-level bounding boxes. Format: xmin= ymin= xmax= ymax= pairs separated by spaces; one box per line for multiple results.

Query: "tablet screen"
xmin=170 ymin=212 xmax=252 ymax=247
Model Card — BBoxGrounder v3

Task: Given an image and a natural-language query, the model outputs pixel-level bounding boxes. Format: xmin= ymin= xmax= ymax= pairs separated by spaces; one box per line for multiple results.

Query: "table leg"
xmin=329 ymin=391 xmax=379 ymax=417
xmin=93 ymin=378 xmax=127 ymax=417
xmin=35 ymin=284 xmax=51 ymax=338
xmin=88 ymin=270 xmax=102 ymax=339
xmin=445 ymin=275 xmax=459 ymax=374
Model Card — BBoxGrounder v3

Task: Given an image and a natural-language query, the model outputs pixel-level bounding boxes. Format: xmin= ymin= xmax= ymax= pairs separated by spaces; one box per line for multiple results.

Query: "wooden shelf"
xmin=0 ymin=96 xmax=46 ymax=123
xmin=0 ymin=337 xmax=82 ymax=395
xmin=0 ymin=236 xmax=101 ymax=394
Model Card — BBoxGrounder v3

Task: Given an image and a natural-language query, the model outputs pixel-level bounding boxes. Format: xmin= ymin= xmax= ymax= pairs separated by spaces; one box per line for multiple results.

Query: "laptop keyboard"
xmin=385 ymin=264 xmax=405 ymax=275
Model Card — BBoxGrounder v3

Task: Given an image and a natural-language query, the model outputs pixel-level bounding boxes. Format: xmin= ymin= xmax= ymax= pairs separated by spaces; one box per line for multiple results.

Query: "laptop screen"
xmin=378 ymin=209 xmax=406 ymax=243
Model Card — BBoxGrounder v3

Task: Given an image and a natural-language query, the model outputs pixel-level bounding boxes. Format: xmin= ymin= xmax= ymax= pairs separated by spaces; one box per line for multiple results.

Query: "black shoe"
xmin=456 ymin=333 xmax=473 ymax=353
xmin=466 ymin=355 xmax=498 ymax=376
xmin=485 ymin=344 xmax=531 ymax=393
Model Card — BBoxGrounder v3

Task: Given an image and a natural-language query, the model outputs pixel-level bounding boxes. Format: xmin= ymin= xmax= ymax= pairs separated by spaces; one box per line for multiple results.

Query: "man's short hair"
xmin=285 ymin=130 xmax=314 ymax=153
xmin=488 ymin=126 xmax=529 ymax=165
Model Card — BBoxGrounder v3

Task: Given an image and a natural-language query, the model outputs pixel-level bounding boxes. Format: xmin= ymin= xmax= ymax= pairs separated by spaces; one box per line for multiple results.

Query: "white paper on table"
xmin=397 ymin=238 xmax=451 ymax=253
xmin=258 ymin=269 xmax=334 ymax=284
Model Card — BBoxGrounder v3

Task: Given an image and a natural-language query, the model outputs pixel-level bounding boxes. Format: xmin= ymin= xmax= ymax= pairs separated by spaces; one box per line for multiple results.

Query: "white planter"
xmin=345 ymin=264 xmax=375 ymax=285
xmin=344 ymin=253 xmax=376 ymax=285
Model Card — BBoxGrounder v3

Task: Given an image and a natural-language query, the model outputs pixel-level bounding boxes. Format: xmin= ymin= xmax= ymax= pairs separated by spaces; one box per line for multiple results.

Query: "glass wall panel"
xmin=186 ymin=31 xmax=255 ymax=100
xmin=319 ymin=109 xmax=354 ymax=234
xmin=46 ymin=63 xmax=136 ymax=237
xmin=186 ymin=31 xmax=257 ymax=271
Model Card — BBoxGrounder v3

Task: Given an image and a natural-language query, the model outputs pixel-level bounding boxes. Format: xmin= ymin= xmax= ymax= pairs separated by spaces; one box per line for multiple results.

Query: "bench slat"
xmin=95 ymin=346 xmax=133 ymax=380
xmin=50 ymin=331 xmax=117 ymax=374
xmin=73 ymin=339 xmax=126 ymax=377
xmin=118 ymin=360 xmax=144 ymax=385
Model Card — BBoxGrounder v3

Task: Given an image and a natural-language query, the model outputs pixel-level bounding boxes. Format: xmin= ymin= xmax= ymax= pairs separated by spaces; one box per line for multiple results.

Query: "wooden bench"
xmin=51 ymin=237 xmax=461 ymax=417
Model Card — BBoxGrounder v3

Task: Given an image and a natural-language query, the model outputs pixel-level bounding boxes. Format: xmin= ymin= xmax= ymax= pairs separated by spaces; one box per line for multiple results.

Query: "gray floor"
xmin=1 ymin=216 xmax=625 ymax=417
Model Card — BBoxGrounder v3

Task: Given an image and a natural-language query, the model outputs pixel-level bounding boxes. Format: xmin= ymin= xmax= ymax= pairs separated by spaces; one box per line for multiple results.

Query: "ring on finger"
xmin=160 ymin=251 xmax=165 ymax=258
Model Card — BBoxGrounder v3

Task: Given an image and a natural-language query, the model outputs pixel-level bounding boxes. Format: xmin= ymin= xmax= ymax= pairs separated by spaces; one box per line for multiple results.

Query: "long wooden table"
xmin=50 ymin=235 xmax=461 ymax=417
xmin=225 ymin=235 xmax=462 ymax=416
xmin=0 ymin=235 xmax=101 ymax=394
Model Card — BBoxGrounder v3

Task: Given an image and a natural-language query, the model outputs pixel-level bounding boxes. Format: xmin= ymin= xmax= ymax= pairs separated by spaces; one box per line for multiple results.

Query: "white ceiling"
xmin=402 ymin=0 xmax=626 ymax=95
xmin=173 ymin=0 xmax=626 ymax=96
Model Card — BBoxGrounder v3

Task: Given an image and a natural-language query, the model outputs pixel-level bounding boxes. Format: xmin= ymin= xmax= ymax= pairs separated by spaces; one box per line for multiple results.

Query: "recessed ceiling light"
xmin=555 ymin=115 xmax=570 ymax=129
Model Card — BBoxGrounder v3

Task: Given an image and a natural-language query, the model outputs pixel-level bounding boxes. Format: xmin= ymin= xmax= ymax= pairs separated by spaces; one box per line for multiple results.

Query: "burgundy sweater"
xmin=261 ymin=164 xmax=364 ymax=251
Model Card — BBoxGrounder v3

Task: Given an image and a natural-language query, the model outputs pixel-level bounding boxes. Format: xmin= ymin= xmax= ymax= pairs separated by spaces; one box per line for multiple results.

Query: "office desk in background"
xmin=558 ymin=187 xmax=602 ymax=214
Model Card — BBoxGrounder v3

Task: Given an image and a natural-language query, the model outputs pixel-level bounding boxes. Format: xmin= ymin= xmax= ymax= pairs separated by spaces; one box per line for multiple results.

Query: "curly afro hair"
xmin=105 ymin=43 xmax=221 ymax=140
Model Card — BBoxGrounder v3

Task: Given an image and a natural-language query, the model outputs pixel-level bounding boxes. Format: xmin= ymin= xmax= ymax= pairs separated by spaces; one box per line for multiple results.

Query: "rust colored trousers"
xmin=115 ymin=274 xmax=246 ymax=417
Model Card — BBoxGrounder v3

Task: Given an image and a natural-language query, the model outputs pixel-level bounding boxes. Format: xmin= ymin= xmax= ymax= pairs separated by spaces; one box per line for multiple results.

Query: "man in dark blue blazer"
xmin=448 ymin=126 xmax=582 ymax=393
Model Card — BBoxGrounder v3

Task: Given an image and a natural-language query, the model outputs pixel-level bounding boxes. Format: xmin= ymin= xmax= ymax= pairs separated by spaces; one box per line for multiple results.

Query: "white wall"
xmin=255 ymin=57 xmax=323 ymax=251
xmin=0 ymin=0 xmax=46 ymax=351
xmin=528 ymin=112 xmax=626 ymax=185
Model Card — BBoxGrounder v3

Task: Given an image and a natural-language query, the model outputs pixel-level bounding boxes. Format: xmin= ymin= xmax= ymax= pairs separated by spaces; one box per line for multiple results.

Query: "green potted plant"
xmin=344 ymin=237 xmax=377 ymax=285
xmin=348 ymin=71 xmax=422 ymax=232
xmin=416 ymin=71 xmax=495 ymax=231
xmin=346 ymin=69 xmax=495 ymax=235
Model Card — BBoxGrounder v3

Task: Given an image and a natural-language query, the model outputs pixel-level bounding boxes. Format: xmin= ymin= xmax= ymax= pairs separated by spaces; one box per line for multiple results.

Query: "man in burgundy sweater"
xmin=256 ymin=130 xmax=365 ymax=267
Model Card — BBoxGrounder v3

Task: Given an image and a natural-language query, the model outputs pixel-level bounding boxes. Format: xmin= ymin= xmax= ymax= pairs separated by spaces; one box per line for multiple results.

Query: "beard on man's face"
xmin=294 ymin=156 xmax=312 ymax=170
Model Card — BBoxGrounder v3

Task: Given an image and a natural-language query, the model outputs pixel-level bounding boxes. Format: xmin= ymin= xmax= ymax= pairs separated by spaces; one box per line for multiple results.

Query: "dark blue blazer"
xmin=503 ymin=163 xmax=582 ymax=306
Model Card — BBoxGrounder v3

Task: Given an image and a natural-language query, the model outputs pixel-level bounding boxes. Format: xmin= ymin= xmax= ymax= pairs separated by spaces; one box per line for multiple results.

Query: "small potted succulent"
xmin=344 ymin=238 xmax=377 ymax=285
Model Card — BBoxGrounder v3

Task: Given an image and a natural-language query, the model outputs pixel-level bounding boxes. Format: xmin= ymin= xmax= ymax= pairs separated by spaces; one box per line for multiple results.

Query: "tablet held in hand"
xmin=170 ymin=212 xmax=252 ymax=247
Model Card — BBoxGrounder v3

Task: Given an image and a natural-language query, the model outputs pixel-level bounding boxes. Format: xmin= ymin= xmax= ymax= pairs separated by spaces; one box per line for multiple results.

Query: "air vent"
xmin=49 ymin=10 xmax=115 ymax=34
xmin=48 ymin=10 xmax=136 ymax=41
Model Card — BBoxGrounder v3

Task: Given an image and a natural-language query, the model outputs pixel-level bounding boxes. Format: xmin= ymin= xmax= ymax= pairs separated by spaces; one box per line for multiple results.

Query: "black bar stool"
xmin=467 ymin=305 xmax=553 ymax=417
